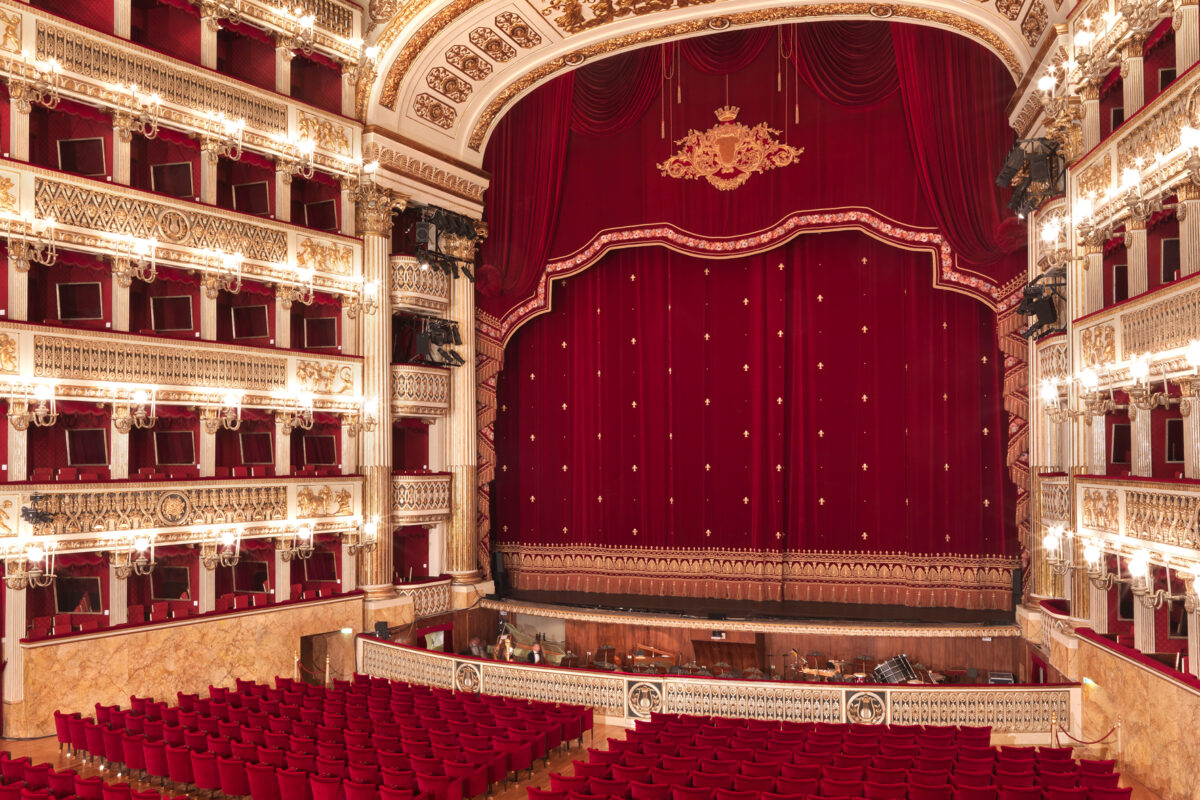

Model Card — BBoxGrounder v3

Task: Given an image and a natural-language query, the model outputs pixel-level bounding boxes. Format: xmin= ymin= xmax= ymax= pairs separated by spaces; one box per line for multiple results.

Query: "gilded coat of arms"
xmin=657 ymin=106 xmax=803 ymax=191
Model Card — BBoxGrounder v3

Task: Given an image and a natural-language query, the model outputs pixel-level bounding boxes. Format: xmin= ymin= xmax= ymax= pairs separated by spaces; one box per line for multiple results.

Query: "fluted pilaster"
xmin=1125 ymin=223 xmax=1148 ymax=297
xmin=356 ymin=184 xmax=403 ymax=597
xmin=1083 ymin=248 xmax=1104 ymax=313
xmin=1088 ymin=415 xmax=1107 ymax=475
xmin=1121 ymin=38 xmax=1146 ymax=118
xmin=113 ymin=115 xmax=132 ymax=185
xmin=200 ymin=14 xmax=218 ymax=70
xmin=109 ymin=563 xmax=128 ymax=624
xmin=1181 ymin=379 xmax=1200 ymax=478
xmin=1176 ymin=0 xmax=1199 ymax=73
xmin=1081 ymin=81 xmax=1101 ymax=154
xmin=444 ymin=236 xmax=480 ymax=585
xmin=110 ymin=418 xmax=130 ymax=480
xmin=1128 ymin=388 xmax=1153 ymax=477
xmin=8 ymin=82 xmax=29 ymax=162
xmin=1178 ymin=184 xmax=1200 ymax=277
xmin=1133 ymin=593 xmax=1156 ymax=652
xmin=1089 ymin=582 xmax=1110 ymax=633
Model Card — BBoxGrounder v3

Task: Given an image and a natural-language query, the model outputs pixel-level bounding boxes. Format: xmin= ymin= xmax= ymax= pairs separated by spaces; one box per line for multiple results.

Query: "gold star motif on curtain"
xmin=942 ymin=321 xmax=948 ymax=329
xmin=705 ymin=464 xmax=711 ymax=471
xmin=743 ymin=430 xmax=749 ymax=438
xmin=562 ymin=527 xmax=568 ymax=534
xmin=943 ymin=393 xmax=948 ymax=401
xmin=501 ymin=404 xmax=507 ymax=412
xmin=983 ymin=499 xmax=991 ymax=507
xmin=631 ymin=337 xmax=637 ymax=345
xmin=597 ymin=496 xmax=603 ymax=503
xmin=704 ymin=333 xmax=711 ymax=341
xmin=817 ymin=362 xmax=824 ymax=370
xmin=561 ymin=465 xmax=568 ymax=472
xmin=561 ymin=341 xmax=568 ymax=349
xmin=817 ymin=294 xmax=824 ymax=302
xmin=777 ymin=330 xmax=784 ymax=337
xmin=861 ymin=394 xmax=868 ymax=402
xmin=819 ymin=498 xmax=825 ymax=505
xmin=529 ymin=373 xmax=536 ymax=380
xmin=743 ymin=497 xmax=750 ymax=504
xmin=944 ymin=463 xmax=950 ymax=471
xmin=704 ymin=268 xmax=711 ymax=275
xmin=705 ymin=529 xmax=712 ymax=537
xmin=669 ymin=497 xmax=674 ymax=504
xmin=778 ymin=264 xmax=784 ymax=271
xmin=945 ymin=534 xmax=951 ymax=542
xmin=743 ymin=364 xmax=749 ymax=372
xmin=705 ymin=398 xmax=711 ymax=406
xmin=501 ymin=465 xmax=507 ymax=472
xmin=561 ymin=403 xmax=568 ymax=410
xmin=597 ymin=432 xmax=602 ymax=439
xmin=596 ymin=307 xmax=602 ymax=314
xmin=776 ymin=464 xmax=782 ymax=472
xmin=861 ymin=257 xmax=868 ymax=264
xmin=502 ymin=525 xmax=509 ymax=533
xmin=818 ymin=430 xmax=825 ymax=437
xmin=861 ymin=532 xmax=868 ymax=540
xmin=861 ymin=463 xmax=868 ymax=471
xmin=631 ymin=400 xmax=638 ymax=408
xmin=775 ymin=532 xmax=783 ymax=539
xmin=529 ymin=434 xmax=536 ymax=442
xmin=983 ymin=427 xmax=989 ymax=435
xmin=629 ymin=274 xmax=636 ymax=282
xmin=743 ymin=298 xmax=749 ymax=306
xmin=529 ymin=496 xmax=535 ymax=503
xmin=981 ymin=356 xmax=988 ymax=364
xmin=632 ymin=528 xmax=638 ymax=536
xmin=632 ymin=465 xmax=638 ymax=472
xmin=777 ymin=397 xmax=783 ymax=405
xmin=861 ymin=326 xmax=868 ymax=334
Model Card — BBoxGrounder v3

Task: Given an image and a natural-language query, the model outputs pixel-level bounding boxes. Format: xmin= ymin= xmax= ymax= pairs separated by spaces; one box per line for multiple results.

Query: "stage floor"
xmin=501 ymin=589 xmax=1016 ymax=627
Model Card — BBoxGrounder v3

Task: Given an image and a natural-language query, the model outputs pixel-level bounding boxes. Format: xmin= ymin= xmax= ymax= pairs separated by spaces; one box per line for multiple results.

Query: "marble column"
xmin=1128 ymin=389 xmax=1153 ymax=477
xmin=198 ymin=564 xmax=216 ymax=614
xmin=110 ymin=417 xmax=130 ymax=480
xmin=198 ymin=411 xmax=216 ymax=478
xmin=7 ymin=81 xmax=29 ymax=161
xmin=199 ymin=141 xmax=220 ymax=205
xmin=1189 ymin=610 xmax=1200 ymax=677
xmin=275 ymin=292 xmax=291 ymax=349
xmin=1133 ymin=592 xmax=1156 ymax=653
xmin=1176 ymin=0 xmax=1199 ymax=74
xmin=274 ymin=414 xmax=291 ymax=476
xmin=1081 ymin=81 xmax=1101 ymax=154
xmin=1088 ymin=413 xmax=1108 ymax=475
xmin=444 ymin=236 xmax=480 ymax=586
xmin=3 ymin=585 xmax=26 ymax=706
xmin=109 ymin=562 xmax=128 ymax=625
xmin=275 ymin=167 xmax=292 ymax=223
xmin=1182 ymin=379 xmax=1200 ymax=479
xmin=112 ymin=115 xmax=132 ymax=186
xmin=200 ymin=280 xmax=218 ymax=340
xmin=114 ymin=0 xmax=131 ymax=37
xmin=353 ymin=184 xmax=400 ymax=597
xmin=276 ymin=43 xmax=293 ymax=96
xmin=1178 ymin=184 xmax=1200 ymax=277
xmin=274 ymin=546 xmax=290 ymax=601
xmin=200 ymin=14 xmax=218 ymax=70
xmin=8 ymin=256 xmax=27 ymax=321
xmin=1089 ymin=582 xmax=1110 ymax=634
xmin=1083 ymin=247 xmax=1104 ymax=314
xmin=1126 ymin=223 xmax=1148 ymax=297
xmin=1121 ymin=37 xmax=1146 ymax=119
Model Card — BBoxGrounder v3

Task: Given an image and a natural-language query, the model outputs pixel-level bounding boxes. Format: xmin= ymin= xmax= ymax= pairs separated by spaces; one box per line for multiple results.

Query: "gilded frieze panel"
xmin=414 ymin=93 xmax=458 ymax=129
xmin=1121 ymin=287 xmax=1200 ymax=359
xmin=468 ymin=28 xmax=517 ymax=62
xmin=495 ymin=13 xmax=544 ymax=47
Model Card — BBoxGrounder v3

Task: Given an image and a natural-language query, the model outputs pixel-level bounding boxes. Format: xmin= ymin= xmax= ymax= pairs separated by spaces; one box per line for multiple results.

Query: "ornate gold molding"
xmin=355 ymin=184 xmax=406 ymax=237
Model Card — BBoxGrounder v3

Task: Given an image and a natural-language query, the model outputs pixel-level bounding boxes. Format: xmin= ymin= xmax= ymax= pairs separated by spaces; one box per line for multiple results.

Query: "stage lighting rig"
xmin=399 ymin=314 xmax=467 ymax=368
xmin=1017 ymin=268 xmax=1067 ymax=341
xmin=411 ymin=206 xmax=483 ymax=281
xmin=998 ymin=138 xmax=1065 ymax=218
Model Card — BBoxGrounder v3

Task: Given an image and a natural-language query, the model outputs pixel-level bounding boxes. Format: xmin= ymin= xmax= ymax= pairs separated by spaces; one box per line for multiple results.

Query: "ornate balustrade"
xmin=0 ymin=4 xmax=361 ymax=175
xmin=229 ymin=0 xmax=362 ymax=53
xmin=356 ymin=637 xmax=1082 ymax=737
xmin=0 ymin=321 xmax=363 ymax=408
xmin=390 ymin=256 xmax=452 ymax=315
xmin=0 ymin=475 xmax=362 ymax=549
xmin=396 ymin=578 xmax=452 ymax=618
xmin=392 ymin=473 xmax=451 ymax=525
xmin=0 ymin=161 xmax=362 ymax=294
xmin=1072 ymin=271 xmax=1200 ymax=384
xmin=1036 ymin=336 xmax=1069 ymax=384
xmin=1076 ymin=476 xmax=1200 ymax=561
xmin=391 ymin=364 xmax=450 ymax=418
xmin=1040 ymin=475 xmax=1071 ymax=526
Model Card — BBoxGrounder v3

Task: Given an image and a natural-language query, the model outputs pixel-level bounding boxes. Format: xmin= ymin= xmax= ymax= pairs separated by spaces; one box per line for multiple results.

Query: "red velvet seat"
xmin=1080 ymin=773 xmax=1120 ymax=789
xmin=739 ymin=762 xmax=780 ymax=779
xmin=380 ymin=769 xmax=416 ymax=791
xmin=672 ymin=788 xmax=714 ymax=800
xmin=218 ymin=757 xmax=252 ymax=796
xmin=100 ymin=783 xmax=131 ymax=800
xmin=191 ymin=751 xmax=222 ymax=797
xmin=692 ymin=773 xmax=734 ymax=791
xmin=731 ymin=775 xmax=773 ymax=793
xmin=442 ymin=762 xmax=485 ymax=798
xmin=344 ymin=781 xmax=379 ymax=800
xmin=1078 ymin=760 xmax=1116 ymax=775
xmin=953 ymin=789 xmax=998 ymax=800
xmin=623 ymin=753 xmax=659 ymax=770
xmin=72 ymin=778 xmax=103 ymax=800
xmin=817 ymin=778 xmax=862 ymax=798
xmin=866 ymin=767 xmax=905 ymax=785
xmin=588 ymin=778 xmax=629 ymax=799
xmin=908 ymin=785 xmax=953 ymax=800
xmin=1087 ymin=788 xmax=1132 ymax=800
xmin=310 ymin=775 xmax=345 ymax=800
xmin=629 ymin=782 xmax=672 ymax=800
xmin=22 ymin=763 xmax=51 ymax=791
xmin=998 ymin=788 xmax=1043 ymax=800
xmin=246 ymin=762 xmax=281 ymax=800
xmin=46 ymin=769 xmax=75 ymax=799
xmin=277 ymin=768 xmax=313 ymax=800
xmin=550 ymin=775 xmax=589 ymax=794
xmin=863 ymin=781 xmax=908 ymax=799
xmin=771 ymin=777 xmax=816 ymax=796
xmin=1043 ymin=790 xmax=1089 ymax=800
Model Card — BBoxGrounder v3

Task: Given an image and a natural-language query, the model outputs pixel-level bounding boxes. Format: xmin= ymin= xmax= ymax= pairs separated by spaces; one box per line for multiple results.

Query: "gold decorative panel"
xmin=33 ymin=334 xmax=288 ymax=390
xmin=1040 ymin=479 xmax=1070 ymax=523
xmin=296 ymin=238 xmax=354 ymax=277
xmin=36 ymin=23 xmax=288 ymax=133
xmin=1081 ymin=488 xmax=1119 ymax=532
xmin=445 ymin=44 xmax=492 ymax=80
xmin=427 ymin=67 xmax=473 ymax=102
xmin=34 ymin=178 xmax=289 ymax=264
xmin=1020 ymin=0 xmax=1048 ymax=46
xmin=0 ymin=10 xmax=20 ymax=53
xmin=390 ymin=255 xmax=452 ymax=313
xmin=297 ymin=485 xmax=354 ymax=518
xmin=536 ymin=0 xmax=721 ymax=34
xmin=391 ymin=365 xmax=451 ymax=417
xmin=392 ymin=474 xmax=452 ymax=524
xmin=1079 ymin=325 xmax=1116 ymax=367
xmin=262 ymin=0 xmax=355 ymax=37
xmin=296 ymin=361 xmax=355 ymax=394
xmin=888 ymin=689 xmax=1071 ymax=731
xmin=414 ymin=93 xmax=458 ymax=129
xmin=0 ymin=333 xmax=17 ymax=374
xmin=298 ymin=113 xmax=351 ymax=156
xmin=397 ymin=578 xmax=453 ymax=618
xmin=22 ymin=484 xmax=288 ymax=536
xmin=1121 ymin=287 xmax=1200 ymax=359
xmin=468 ymin=28 xmax=517 ymax=62
xmin=494 ymin=12 xmax=543 ymax=47
xmin=1124 ymin=490 xmax=1200 ymax=549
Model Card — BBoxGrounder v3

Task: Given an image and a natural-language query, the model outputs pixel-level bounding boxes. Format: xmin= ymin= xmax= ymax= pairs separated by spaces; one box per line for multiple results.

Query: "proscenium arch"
xmin=363 ymin=0 xmax=1050 ymax=169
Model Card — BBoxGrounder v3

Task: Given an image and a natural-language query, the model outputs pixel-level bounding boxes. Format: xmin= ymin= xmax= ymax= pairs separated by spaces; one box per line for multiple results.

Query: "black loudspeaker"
xmin=414 ymin=222 xmax=434 ymax=244
xmin=491 ymin=550 xmax=509 ymax=598
xmin=1012 ymin=568 xmax=1023 ymax=606
xmin=374 ymin=621 xmax=391 ymax=640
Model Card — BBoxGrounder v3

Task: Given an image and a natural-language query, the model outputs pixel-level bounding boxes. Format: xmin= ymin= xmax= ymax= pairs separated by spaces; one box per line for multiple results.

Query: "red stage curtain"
xmin=493 ymin=229 xmax=1014 ymax=606
xmin=679 ymin=28 xmax=772 ymax=73
xmin=479 ymin=76 xmax=574 ymax=300
xmin=570 ymin=48 xmax=662 ymax=137
xmin=892 ymin=23 xmax=1021 ymax=269
xmin=789 ymin=22 xmax=898 ymax=108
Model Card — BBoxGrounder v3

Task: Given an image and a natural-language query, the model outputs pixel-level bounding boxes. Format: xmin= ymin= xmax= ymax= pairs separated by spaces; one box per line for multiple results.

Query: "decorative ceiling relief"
xmin=537 ymin=0 xmax=722 ymax=34
xmin=415 ymin=93 xmax=459 ymax=128
xmin=427 ymin=66 xmax=473 ymax=102
xmin=469 ymin=27 xmax=518 ymax=61
xmin=495 ymin=12 xmax=543 ymax=47
xmin=1020 ymin=0 xmax=1048 ymax=45
xmin=657 ymin=106 xmax=803 ymax=191
xmin=446 ymin=43 xmax=494 ymax=79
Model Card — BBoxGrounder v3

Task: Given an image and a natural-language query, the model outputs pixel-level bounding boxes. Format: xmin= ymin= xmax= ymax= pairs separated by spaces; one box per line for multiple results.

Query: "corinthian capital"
xmin=354 ymin=184 xmax=406 ymax=238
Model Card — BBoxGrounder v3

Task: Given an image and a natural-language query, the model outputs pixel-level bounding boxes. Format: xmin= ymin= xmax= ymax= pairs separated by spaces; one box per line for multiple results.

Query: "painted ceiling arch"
xmin=361 ymin=0 xmax=1064 ymax=169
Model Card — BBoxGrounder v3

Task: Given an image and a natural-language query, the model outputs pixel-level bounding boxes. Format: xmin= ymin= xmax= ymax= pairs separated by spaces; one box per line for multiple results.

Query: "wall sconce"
xmin=344 ymin=40 xmax=381 ymax=84
xmin=4 ymin=539 xmax=56 ymax=590
xmin=344 ymin=278 xmax=379 ymax=318
xmin=201 ymin=250 xmax=243 ymax=297
xmin=346 ymin=516 xmax=379 ymax=556
xmin=279 ymin=393 xmax=315 ymax=434
xmin=1042 ymin=525 xmax=1079 ymax=577
xmin=205 ymin=112 xmax=245 ymax=161
xmin=3 ymin=214 xmax=58 ymax=273
xmin=8 ymin=383 xmax=58 ymax=431
xmin=343 ymin=397 xmax=377 ymax=438
xmin=113 ymin=388 xmax=157 ymax=433
xmin=114 ymin=83 xmax=162 ymax=140
xmin=201 ymin=528 xmax=241 ymax=569
xmin=1129 ymin=550 xmax=1190 ymax=610
xmin=220 ymin=392 xmax=242 ymax=431
xmin=278 ymin=265 xmax=315 ymax=308
xmin=289 ymin=11 xmax=318 ymax=57
xmin=23 ymin=54 xmax=62 ymax=110
xmin=112 ymin=533 xmax=156 ymax=579
xmin=280 ymin=525 xmax=315 ymax=562
xmin=112 ymin=235 xmax=158 ymax=286
xmin=1083 ymin=544 xmax=1128 ymax=590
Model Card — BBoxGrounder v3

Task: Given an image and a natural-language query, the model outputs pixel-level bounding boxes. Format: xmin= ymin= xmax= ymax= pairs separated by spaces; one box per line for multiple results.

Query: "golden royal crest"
xmin=657 ymin=106 xmax=803 ymax=191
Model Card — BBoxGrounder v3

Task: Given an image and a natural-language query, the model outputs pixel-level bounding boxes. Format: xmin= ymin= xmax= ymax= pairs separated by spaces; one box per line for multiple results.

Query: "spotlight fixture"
xmin=400 ymin=315 xmax=466 ymax=368
xmin=998 ymin=138 xmax=1065 ymax=218
xmin=411 ymin=206 xmax=482 ymax=282
xmin=1017 ymin=269 xmax=1067 ymax=340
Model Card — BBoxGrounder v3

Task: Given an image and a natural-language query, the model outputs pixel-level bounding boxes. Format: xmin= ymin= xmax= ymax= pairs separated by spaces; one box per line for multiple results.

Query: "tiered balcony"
xmin=391 ymin=364 xmax=450 ymax=418
xmin=392 ymin=472 xmax=451 ymax=526
xmin=1075 ymin=475 xmax=1200 ymax=556
xmin=390 ymin=256 xmax=451 ymax=315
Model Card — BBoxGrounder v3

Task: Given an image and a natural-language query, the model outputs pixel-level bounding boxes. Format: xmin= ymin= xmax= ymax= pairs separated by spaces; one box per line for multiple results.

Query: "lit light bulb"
xmin=33 ymin=384 xmax=52 ymax=400
xmin=1182 ymin=126 xmax=1200 ymax=152
xmin=220 ymin=530 xmax=236 ymax=547
xmin=133 ymin=536 xmax=151 ymax=553
xmin=1084 ymin=543 xmax=1101 ymax=565
xmin=1121 ymin=167 xmax=1141 ymax=190
xmin=133 ymin=390 xmax=149 ymax=405
xmin=1187 ymin=340 xmax=1200 ymax=370
xmin=298 ymin=525 xmax=313 ymax=541
xmin=1079 ymin=368 xmax=1100 ymax=390
xmin=1130 ymin=354 xmax=1150 ymax=383
xmin=1075 ymin=196 xmax=1094 ymax=222
xmin=1128 ymin=550 xmax=1150 ymax=577
xmin=1042 ymin=531 xmax=1060 ymax=551
xmin=1037 ymin=74 xmax=1057 ymax=93
xmin=223 ymin=391 xmax=241 ymax=408
xmin=1040 ymin=380 xmax=1057 ymax=404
